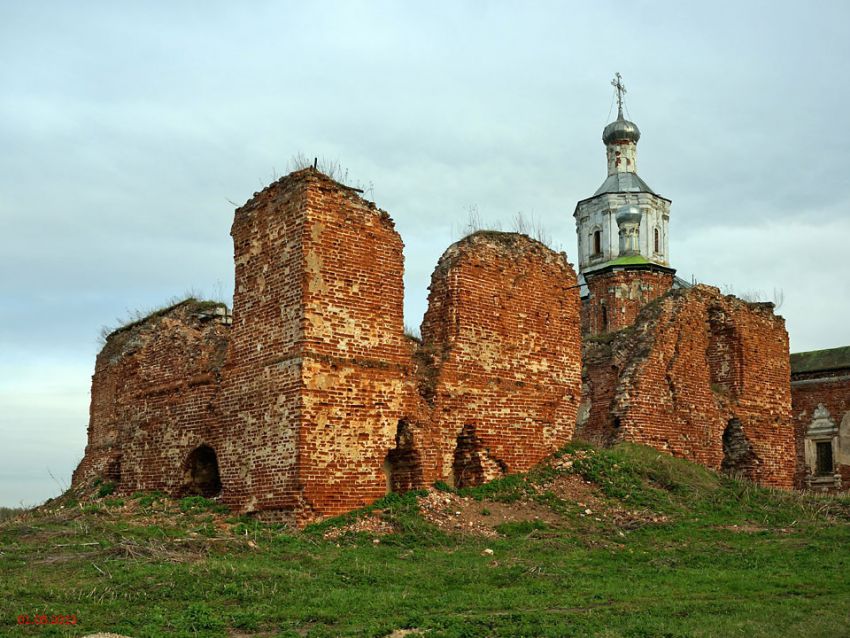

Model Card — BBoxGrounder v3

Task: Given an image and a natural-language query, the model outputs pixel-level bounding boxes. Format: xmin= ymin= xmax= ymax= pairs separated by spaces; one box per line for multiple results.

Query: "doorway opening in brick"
xmin=105 ymin=455 xmax=122 ymax=483
xmin=452 ymin=424 xmax=505 ymax=489
xmin=721 ymin=418 xmax=755 ymax=478
xmin=607 ymin=416 xmax=622 ymax=446
xmin=183 ymin=445 xmax=222 ymax=497
xmin=383 ymin=420 xmax=422 ymax=493
xmin=453 ymin=425 xmax=485 ymax=488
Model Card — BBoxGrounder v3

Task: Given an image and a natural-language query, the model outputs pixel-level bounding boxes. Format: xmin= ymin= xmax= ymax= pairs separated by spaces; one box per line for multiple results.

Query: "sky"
xmin=2 ymin=1 xmax=849 ymax=507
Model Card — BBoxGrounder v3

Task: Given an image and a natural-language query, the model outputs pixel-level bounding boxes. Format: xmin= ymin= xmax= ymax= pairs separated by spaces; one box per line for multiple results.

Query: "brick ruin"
xmin=581 ymin=266 xmax=674 ymax=335
xmin=577 ymin=285 xmax=796 ymax=488
xmin=73 ymin=169 xmax=583 ymax=524
xmin=72 ymin=83 xmax=849 ymax=518
xmin=218 ymin=170 xmax=413 ymax=522
xmin=71 ymin=300 xmax=231 ymax=494
xmin=566 ymin=77 xmax=809 ymax=492
xmin=415 ymin=232 xmax=583 ymax=488
xmin=790 ymin=347 xmax=850 ymax=492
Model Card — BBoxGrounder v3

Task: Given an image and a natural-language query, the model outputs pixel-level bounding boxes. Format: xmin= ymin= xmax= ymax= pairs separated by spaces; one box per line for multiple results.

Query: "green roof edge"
xmin=790 ymin=345 xmax=850 ymax=374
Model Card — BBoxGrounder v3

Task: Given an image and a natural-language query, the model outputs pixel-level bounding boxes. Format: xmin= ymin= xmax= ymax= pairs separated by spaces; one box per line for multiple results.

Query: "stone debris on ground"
xmin=417 ymin=491 xmax=500 ymax=537
xmin=322 ymin=513 xmax=396 ymax=539
xmin=414 ymin=452 xmax=667 ymax=537
xmin=533 ymin=463 xmax=669 ymax=529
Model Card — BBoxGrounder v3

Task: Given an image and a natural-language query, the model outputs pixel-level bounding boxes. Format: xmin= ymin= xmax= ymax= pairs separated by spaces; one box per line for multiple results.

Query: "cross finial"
xmin=611 ymin=72 xmax=626 ymax=118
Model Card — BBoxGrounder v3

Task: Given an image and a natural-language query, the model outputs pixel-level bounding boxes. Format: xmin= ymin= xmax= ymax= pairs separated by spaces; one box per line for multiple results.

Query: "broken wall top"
xmin=422 ymin=231 xmax=581 ymax=382
xmin=579 ymin=283 xmax=794 ymax=487
xmin=98 ymin=298 xmax=230 ymax=371
xmin=228 ymin=167 xmax=405 ymax=367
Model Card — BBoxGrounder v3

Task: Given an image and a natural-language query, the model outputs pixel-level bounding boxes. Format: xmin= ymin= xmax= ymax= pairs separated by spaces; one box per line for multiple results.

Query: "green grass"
xmin=178 ymin=496 xmax=230 ymax=515
xmin=3 ymin=444 xmax=850 ymax=637
xmin=494 ymin=520 xmax=548 ymax=537
xmin=96 ymin=481 xmax=116 ymax=498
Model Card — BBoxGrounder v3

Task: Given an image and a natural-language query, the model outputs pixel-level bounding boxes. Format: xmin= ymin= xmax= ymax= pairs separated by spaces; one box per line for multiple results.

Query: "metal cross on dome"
xmin=611 ymin=72 xmax=627 ymax=116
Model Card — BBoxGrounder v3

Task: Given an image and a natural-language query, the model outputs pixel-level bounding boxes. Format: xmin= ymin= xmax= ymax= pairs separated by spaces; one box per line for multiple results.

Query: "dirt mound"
xmin=323 ymin=513 xmax=396 ymax=539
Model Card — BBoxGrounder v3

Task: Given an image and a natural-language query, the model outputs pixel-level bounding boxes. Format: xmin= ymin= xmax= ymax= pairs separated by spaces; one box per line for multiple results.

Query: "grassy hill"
xmin=2 ymin=443 xmax=850 ymax=638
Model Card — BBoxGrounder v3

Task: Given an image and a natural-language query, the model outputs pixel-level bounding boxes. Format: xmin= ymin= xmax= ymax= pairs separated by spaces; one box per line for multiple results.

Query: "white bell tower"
xmin=574 ymin=73 xmax=672 ymax=274
xmin=575 ymin=74 xmax=677 ymax=336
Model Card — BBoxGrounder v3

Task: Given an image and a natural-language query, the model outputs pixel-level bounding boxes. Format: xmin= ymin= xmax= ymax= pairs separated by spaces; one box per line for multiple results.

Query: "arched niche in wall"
xmin=383 ymin=420 xmax=423 ymax=494
xmin=721 ymin=417 xmax=756 ymax=478
xmin=706 ymin=306 xmax=742 ymax=398
xmin=592 ymin=228 xmax=603 ymax=256
xmin=182 ymin=445 xmax=222 ymax=498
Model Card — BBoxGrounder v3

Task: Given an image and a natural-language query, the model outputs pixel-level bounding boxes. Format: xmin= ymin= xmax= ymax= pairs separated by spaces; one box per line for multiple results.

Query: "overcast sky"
xmin=2 ymin=1 xmax=848 ymax=507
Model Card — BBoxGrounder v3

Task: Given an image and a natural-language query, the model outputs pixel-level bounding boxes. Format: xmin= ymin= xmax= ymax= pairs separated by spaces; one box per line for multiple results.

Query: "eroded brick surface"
xmin=296 ymin=176 xmax=412 ymax=522
xmin=73 ymin=170 xmax=414 ymax=525
xmin=578 ymin=285 xmax=795 ymax=488
xmin=71 ymin=301 xmax=231 ymax=494
xmin=219 ymin=170 xmax=412 ymax=524
xmin=582 ymin=268 xmax=674 ymax=335
xmin=73 ymin=165 xmax=808 ymax=526
xmin=418 ymin=232 xmax=583 ymax=487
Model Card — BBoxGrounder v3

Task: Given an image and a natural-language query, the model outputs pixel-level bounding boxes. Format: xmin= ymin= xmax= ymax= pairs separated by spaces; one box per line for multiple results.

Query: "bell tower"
xmin=575 ymin=74 xmax=677 ymax=335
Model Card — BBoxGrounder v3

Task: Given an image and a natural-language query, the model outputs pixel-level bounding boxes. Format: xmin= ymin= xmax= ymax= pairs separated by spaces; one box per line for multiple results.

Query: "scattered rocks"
xmin=417 ymin=490 xmax=556 ymax=537
xmin=322 ymin=513 xmax=396 ymax=540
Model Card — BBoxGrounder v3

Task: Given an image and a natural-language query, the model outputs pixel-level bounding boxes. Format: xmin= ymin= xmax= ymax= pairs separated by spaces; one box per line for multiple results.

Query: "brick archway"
xmin=721 ymin=418 xmax=756 ymax=478
xmin=182 ymin=445 xmax=222 ymax=497
xmin=383 ymin=420 xmax=423 ymax=494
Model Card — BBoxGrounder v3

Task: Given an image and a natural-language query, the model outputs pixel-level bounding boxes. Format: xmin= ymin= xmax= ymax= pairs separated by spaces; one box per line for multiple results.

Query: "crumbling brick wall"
xmin=219 ymin=169 xmax=412 ymax=524
xmin=582 ymin=268 xmax=674 ymax=335
xmin=295 ymin=173 xmax=412 ymax=521
xmin=71 ymin=300 xmax=231 ymax=494
xmin=214 ymin=171 xmax=311 ymax=517
xmin=78 ymin=162 xmax=807 ymax=523
xmin=791 ymin=366 xmax=850 ymax=492
xmin=418 ymin=232 xmax=583 ymax=487
xmin=72 ymin=170 xmax=413 ymax=525
xmin=578 ymin=285 xmax=795 ymax=488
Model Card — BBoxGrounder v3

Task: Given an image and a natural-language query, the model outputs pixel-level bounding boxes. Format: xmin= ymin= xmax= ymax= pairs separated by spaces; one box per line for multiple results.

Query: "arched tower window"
xmin=654 ymin=228 xmax=660 ymax=253
xmin=601 ymin=304 xmax=608 ymax=333
xmin=593 ymin=230 xmax=602 ymax=256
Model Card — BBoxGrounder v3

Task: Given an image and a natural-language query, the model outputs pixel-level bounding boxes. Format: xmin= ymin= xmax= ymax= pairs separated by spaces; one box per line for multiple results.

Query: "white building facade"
xmin=574 ymin=103 xmax=672 ymax=275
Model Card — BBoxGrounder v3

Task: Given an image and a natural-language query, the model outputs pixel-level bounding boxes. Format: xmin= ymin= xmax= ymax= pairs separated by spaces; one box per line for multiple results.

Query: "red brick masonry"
xmin=582 ymin=268 xmax=674 ymax=336
xmin=578 ymin=285 xmax=795 ymax=488
xmin=73 ymin=168 xmax=805 ymax=525
xmin=73 ymin=170 xmax=582 ymax=524
xmin=417 ymin=232 xmax=582 ymax=487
